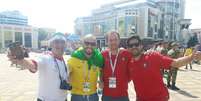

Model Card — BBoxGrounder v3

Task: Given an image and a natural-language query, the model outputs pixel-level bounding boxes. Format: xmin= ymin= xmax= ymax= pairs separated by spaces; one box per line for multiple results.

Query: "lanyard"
xmin=54 ymin=58 xmax=67 ymax=81
xmin=83 ymin=61 xmax=91 ymax=82
xmin=109 ymin=49 xmax=120 ymax=76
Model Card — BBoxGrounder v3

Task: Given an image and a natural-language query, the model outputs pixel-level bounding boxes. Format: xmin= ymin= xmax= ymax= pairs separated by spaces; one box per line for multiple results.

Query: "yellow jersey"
xmin=67 ymin=57 xmax=100 ymax=95
xmin=184 ymin=48 xmax=193 ymax=56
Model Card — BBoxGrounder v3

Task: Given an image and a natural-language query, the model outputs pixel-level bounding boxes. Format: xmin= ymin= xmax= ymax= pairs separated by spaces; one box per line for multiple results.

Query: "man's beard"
xmin=85 ymin=48 xmax=93 ymax=56
xmin=133 ymin=49 xmax=142 ymax=57
xmin=133 ymin=51 xmax=141 ymax=57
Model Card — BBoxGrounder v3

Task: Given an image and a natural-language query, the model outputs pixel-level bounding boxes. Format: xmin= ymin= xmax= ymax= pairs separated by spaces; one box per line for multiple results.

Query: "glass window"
xmin=4 ymin=31 xmax=12 ymax=47
xmin=15 ymin=32 xmax=22 ymax=44
xmin=24 ymin=33 xmax=32 ymax=47
xmin=118 ymin=17 xmax=125 ymax=36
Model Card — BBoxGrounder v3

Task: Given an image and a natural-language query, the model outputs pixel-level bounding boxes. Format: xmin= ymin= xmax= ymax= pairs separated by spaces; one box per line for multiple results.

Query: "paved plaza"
xmin=0 ymin=53 xmax=201 ymax=101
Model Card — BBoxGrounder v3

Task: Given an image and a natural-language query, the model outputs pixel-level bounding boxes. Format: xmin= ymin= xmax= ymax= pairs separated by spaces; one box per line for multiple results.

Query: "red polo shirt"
xmin=102 ymin=49 xmax=132 ymax=97
xmin=129 ymin=52 xmax=173 ymax=101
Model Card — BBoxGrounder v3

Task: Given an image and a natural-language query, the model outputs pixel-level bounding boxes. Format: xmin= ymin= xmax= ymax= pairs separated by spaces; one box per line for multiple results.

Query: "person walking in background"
xmin=167 ymin=42 xmax=182 ymax=90
xmin=184 ymin=46 xmax=193 ymax=69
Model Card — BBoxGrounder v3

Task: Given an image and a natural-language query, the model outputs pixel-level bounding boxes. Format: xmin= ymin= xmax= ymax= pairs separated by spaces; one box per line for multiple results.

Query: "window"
xmin=15 ymin=32 xmax=22 ymax=44
xmin=24 ymin=33 xmax=32 ymax=47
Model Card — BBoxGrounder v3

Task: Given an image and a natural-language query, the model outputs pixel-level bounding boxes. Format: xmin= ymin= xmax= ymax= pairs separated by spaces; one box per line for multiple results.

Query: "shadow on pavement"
xmin=176 ymin=90 xmax=199 ymax=98
xmin=190 ymin=69 xmax=201 ymax=72
xmin=178 ymin=69 xmax=201 ymax=72
xmin=178 ymin=69 xmax=188 ymax=72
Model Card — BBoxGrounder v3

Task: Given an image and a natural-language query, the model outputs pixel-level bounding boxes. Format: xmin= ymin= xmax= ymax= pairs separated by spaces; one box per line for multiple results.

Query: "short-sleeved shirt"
xmin=161 ymin=48 xmax=169 ymax=56
xmin=32 ymin=53 xmax=68 ymax=101
xmin=67 ymin=57 xmax=100 ymax=95
xmin=168 ymin=49 xmax=180 ymax=59
xmin=128 ymin=52 xmax=173 ymax=101
xmin=184 ymin=48 xmax=193 ymax=56
xmin=102 ymin=49 xmax=132 ymax=97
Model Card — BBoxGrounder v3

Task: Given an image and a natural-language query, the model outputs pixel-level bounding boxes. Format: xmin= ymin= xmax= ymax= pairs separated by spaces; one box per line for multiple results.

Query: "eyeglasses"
xmin=84 ymin=41 xmax=96 ymax=46
xmin=128 ymin=43 xmax=140 ymax=48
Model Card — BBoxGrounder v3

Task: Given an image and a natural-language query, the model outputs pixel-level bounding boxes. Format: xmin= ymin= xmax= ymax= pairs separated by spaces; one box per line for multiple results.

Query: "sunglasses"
xmin=84 ymin=41 xmax=96 ymax=46
xmin=54 ymin=40 xmax=65 ymax=44
xmin=128 ymin=43 xmax=140 ymax=48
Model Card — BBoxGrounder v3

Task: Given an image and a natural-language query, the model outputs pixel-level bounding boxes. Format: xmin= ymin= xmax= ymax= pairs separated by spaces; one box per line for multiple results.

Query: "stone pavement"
xmin=0 ymin=53 xmax=201 ymax=101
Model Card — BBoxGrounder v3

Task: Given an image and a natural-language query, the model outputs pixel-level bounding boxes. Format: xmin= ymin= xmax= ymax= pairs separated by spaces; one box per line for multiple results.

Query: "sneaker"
xmin=171 ymin=85 xmax=180 ymax=90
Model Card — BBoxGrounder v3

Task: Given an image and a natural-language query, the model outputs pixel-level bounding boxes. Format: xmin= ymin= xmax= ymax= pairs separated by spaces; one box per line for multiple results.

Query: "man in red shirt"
xmin=101 ymin=31 xmax=132 ymax=101
xmin=127 ymin=35 xmax=197 ymax=101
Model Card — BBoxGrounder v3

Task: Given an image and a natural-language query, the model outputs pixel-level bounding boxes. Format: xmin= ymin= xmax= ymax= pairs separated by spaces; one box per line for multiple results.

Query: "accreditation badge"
xmin=83 ymin=82 xmax=91 ymax=92
xmin=109 ymin=77 xmax=116 ymax=88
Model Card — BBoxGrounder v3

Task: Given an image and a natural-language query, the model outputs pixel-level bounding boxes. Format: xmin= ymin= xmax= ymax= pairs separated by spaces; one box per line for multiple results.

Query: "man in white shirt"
xmin=7 ymin=33 xmax=69 ymax=101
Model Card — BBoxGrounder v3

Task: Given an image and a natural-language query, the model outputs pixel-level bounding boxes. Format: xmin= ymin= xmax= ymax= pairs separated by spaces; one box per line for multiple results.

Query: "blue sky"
xmin=0 ymin=0 xmax=200 ymax=33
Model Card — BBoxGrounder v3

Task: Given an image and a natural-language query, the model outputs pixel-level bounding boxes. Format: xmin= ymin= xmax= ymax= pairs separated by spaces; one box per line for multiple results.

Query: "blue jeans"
xmin=71 ymin=93 xmax=99 ymax=101
xmin=102 ymin=95 xmax=129 ymax=101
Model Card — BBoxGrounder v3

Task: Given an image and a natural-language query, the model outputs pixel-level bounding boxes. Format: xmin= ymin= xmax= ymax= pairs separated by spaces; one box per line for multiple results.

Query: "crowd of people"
xmin=7 ymin=31 xmax=201 ymax=101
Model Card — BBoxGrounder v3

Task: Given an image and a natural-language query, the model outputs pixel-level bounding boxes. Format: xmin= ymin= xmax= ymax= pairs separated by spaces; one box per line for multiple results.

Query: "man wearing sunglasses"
xmin=67 ymin=34 xmax=104 ymax=101
xmin=127 ymin=35 xmax=198 ymax=101
xmin=101 ymin=31 xmax=132 ymax=101
xmin=7 ymin=33 xmax=69 ymax=101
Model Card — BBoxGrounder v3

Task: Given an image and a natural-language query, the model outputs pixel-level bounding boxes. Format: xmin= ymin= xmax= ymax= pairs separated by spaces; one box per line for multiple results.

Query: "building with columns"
xmin=75 ymin=0 xmax=161 ymax=48
xmin=0 ymin=24 xmax=38 ymax=49
xmin=75 ymin=0 xmax=186 ymax=47
xmin=0 ymin=11 xmax=38 ymax=50
xmin=156 ymin=0 xmax=186 ymax=41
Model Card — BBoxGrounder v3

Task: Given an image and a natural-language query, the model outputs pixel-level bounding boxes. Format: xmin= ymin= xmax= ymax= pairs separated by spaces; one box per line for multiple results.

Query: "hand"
xmin=98 ymin=81 xmax=104 ymax=89
xmin=7 ymin=51 xmax=24 ymax=67
xmin=7 ymin=51 xmax=17 ymax=64
xmin=144 ymin=49 xmax=155 ymax=55
xmin=193 ymin=51 xmax=201 ymax=60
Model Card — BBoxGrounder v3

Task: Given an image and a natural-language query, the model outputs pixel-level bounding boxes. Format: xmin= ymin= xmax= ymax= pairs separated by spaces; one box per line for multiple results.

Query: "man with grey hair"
xmin=7 ymin=33 xmax=69 ymax=101
xmin=67 ymin=34 xmax=104 ymax=101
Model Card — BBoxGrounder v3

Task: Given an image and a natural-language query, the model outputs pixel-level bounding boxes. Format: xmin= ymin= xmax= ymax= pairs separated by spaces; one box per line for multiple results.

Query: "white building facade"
xmin=75 ymin=0 xmax=161 ymax=39
xmin=0 ymin=24 xmax=38 ymax=49
xmin=75 ymin=0 xmax=186 ymax=43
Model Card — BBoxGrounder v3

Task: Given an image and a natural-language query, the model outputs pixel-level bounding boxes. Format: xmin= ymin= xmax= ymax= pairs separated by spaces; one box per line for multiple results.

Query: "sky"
xmin=0 ymin=0 xmax=200 ymax=33
xmin=185 ymin=0 xmax=201 ymax=29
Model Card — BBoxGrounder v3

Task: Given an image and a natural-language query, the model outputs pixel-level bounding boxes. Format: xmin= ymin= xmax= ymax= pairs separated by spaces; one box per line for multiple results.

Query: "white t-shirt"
xmin=33 ymin=53 xmax=68 ymax=101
